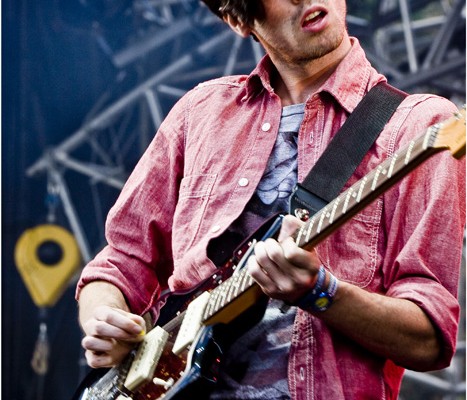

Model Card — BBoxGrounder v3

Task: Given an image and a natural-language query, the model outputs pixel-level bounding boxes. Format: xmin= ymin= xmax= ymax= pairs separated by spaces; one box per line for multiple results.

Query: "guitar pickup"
xmin=123 ymin=326 xmax=169 ymax=391
xmin=172 ymin=291 xmax=211 ymax=355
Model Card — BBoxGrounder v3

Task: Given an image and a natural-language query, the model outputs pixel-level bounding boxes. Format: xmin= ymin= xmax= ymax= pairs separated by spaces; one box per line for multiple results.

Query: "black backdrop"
xmin=3 ymin=1 xmax=119 ymax=399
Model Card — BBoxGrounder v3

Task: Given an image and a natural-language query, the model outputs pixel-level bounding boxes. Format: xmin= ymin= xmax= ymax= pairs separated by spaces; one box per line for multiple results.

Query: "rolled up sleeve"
xmin=383 ymin=97 xmax=465 ymax=369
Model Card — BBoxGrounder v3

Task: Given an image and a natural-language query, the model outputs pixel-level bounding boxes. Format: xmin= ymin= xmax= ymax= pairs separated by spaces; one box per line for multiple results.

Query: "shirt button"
xmin=299 ymin=367 xmax=305 ymax=381
xmin=261 ymin=122 xmax=271 ymax=132
xmin=238 ymin=178 xmax=249 ymax=187
xmin=211 ymin=225 xmax=221 ymax=233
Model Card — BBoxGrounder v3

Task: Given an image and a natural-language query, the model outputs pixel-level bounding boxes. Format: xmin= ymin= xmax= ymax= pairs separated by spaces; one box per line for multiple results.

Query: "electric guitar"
xmin=73 ymin=108 xmax=466 ymax=400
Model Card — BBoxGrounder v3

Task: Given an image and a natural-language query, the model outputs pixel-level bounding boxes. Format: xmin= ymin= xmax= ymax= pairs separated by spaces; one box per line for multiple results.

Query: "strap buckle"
xmin=289 ymin=184 xmax=328 ymax=221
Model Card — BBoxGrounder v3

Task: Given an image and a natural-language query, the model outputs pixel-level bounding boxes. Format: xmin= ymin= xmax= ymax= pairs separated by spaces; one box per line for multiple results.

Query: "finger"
xmin=92 ymin=306 xmax=146 ymax=337
xmin=248 ymin=242 xmax=286 ymax=297
xmin=278 ymin=215 xmax=304 ymax=242
xmin=95 ymin=306 xmax=145 ymax=331
xmin=248 ymin=242 xmax=270 ymax=280
xmin=281 ymin=237 xmax=320 ymax=272
xmin=252 ymin=240 xmax=284 ymax=279
xmin=84 ymin=319 xmax=146 ymax=344
xmin=82 ymin=336 xmax=135 ymax=368
xmin=113 ymin=308 xmax=146 ymax=328
xmin=85 ymin=347 xmax=129 ymax=369
xmin=254 ymin=238 xmax=322 ymax=301
xmin=85 ymin=349 xmax=114 ymax=369
xmin=82 ymin=335 xmax=115 ymax=353
xmin=82 ymin=333 xmax=136 ymax=351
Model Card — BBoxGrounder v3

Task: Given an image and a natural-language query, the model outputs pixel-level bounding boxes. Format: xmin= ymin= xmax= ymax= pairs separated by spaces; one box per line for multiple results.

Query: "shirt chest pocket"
xmin=173 ymin=173 xmax=217 ymax=260
xmin=315 ymin=197 xmax=383 ymax=288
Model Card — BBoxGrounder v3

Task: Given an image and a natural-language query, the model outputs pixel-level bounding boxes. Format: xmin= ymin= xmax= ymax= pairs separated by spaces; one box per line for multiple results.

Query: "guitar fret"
xmin=242 ymin=271 xmax=254 ymax=292
xmin=295 ymin=225 xmax=306 ymax=246
xmin=210 ymin=284 xmax=225 ymax=316
xmin=222 ymin=279 xmax=233 ymax=306
xmin=371 ymin=165 xmax=385 ymax=190
xmin=237 ymin=270 xmax=246 ymax=292
xmin=204 ymin=290 xmax=217 ymax=318
xmin=404 ymin=140 xmax=416 ymax=164
xmin=423 ymin=126 xmax=438 ymax=149
xmin=394 ymin=147 xmax=412 ymax=173
xmin=387 ymin=153 xmax=398 ymax=177
xmin=305 ymin=216 xmax=316 ymax=242
xmin=226 ymin=273 xmax=241 ymax=302
xmin=216 ymin=286 xmax=227 ymax=310
xmin=316 ymin=207 xmax=328 ymax=233
xmin=329 ymin=198 xmax=340 ymax=224
xmin=215 ymin=287 xmax=226 ymax=312
xmin=356 ymin=176 xmax=368 ymax=202
xmin=343 ymin=187 xmax=354 ymax=214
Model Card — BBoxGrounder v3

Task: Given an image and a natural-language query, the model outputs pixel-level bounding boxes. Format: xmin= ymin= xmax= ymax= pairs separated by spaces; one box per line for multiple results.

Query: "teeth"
xmin=304 ymin=11 xmax=321 ymax=23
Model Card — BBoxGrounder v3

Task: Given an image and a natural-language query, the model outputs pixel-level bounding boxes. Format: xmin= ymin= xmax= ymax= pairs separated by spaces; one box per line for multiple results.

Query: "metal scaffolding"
xmin=25 ymin=1 xmax=466 ymax=397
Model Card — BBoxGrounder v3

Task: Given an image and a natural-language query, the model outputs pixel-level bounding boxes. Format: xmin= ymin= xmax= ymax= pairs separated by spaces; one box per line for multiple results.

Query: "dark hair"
xmin=201 ymin=0 xmax=264 ymax=25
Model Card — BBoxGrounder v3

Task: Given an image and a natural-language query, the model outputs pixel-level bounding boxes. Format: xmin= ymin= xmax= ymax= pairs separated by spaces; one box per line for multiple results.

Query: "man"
xmin=76 ymin=0 xmax=465 ymax=399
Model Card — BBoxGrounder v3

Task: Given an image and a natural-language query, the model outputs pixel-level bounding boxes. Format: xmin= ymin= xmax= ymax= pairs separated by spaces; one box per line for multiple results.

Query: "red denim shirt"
xmin=76 ymin=38 xmax=465 ymax=399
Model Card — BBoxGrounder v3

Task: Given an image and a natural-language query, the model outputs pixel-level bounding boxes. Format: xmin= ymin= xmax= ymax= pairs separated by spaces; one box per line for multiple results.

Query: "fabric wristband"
xmin=294 ymin=265 xmax=339 ymax=312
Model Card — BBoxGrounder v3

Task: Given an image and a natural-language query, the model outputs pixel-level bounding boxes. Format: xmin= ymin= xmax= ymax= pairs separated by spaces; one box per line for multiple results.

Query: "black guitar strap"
xmin=289 ymin=82 xmax=407 ymax=219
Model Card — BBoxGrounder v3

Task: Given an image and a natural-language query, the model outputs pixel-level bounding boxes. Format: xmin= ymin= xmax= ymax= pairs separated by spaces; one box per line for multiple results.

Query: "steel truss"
xmin=26 ymin=1 xmax=466 ymax=397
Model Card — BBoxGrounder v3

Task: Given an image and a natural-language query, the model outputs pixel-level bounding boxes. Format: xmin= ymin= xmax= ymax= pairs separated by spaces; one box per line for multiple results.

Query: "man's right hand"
xmin=81 ymin=305 xmax=146 ymax=368
xmin=77 ymin=281 xmax=146 ymax=368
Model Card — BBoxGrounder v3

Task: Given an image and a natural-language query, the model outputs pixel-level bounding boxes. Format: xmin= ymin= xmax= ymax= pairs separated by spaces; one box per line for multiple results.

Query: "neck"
xmin=272 ymin=36 xmax=352 ymax=106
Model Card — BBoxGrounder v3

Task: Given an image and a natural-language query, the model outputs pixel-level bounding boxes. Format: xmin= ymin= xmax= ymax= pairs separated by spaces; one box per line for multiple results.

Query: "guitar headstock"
xmin=432 ymin=106 xmax=466 ymax=159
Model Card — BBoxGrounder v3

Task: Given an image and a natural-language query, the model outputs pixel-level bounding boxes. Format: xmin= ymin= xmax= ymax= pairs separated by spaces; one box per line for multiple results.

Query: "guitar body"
xmin=131 ymin=324 xmax=222 ymax=400
xmin=74 ymin=284 xmax=269 ymax=400
xmin=135 ymin=300 xmax=268 ymax=400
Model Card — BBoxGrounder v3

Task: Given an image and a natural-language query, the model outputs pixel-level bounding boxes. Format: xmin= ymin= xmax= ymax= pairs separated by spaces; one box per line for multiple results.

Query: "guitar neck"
xmin=202 ymin=110 xmax=465 ymax=324
xmin=293 ymin=126 xmax=442 ymax=250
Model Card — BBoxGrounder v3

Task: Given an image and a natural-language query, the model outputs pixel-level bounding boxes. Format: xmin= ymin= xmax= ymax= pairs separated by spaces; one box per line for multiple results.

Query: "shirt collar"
xmin=317 ymin=37 xmax=385 ymax=113
xmin=243 ymin=37 xmax=385 ymax=112
xmin=243 ymin=55 xmax=277 ymax=100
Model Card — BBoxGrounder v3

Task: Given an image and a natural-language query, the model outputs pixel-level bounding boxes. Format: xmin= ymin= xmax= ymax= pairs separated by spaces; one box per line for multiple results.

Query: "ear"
xmin=223 ymin=14 xmax=252 ymax=38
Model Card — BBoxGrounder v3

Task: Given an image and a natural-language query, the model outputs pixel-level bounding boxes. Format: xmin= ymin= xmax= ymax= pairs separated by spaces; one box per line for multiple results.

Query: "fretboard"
xmin=203 ymin=266 xmax=257 ymax=321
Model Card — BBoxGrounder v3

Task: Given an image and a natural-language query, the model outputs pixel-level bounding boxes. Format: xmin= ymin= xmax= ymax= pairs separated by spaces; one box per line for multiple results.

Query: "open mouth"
xmin=302 ymin=10 xmax=325 ymax=27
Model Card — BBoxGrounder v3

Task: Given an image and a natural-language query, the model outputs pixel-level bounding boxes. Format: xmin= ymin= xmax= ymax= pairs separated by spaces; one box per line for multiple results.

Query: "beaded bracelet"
xmin=294 ymin=265 xmax=339 ymax=312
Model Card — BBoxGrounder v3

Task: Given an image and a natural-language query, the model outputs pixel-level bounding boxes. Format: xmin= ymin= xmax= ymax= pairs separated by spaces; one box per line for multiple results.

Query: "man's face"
xmin=250 ymin=0 xmax=348 ymax=66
